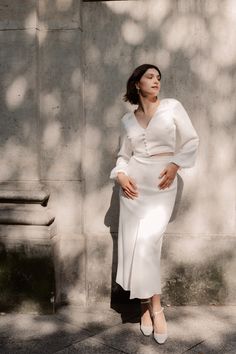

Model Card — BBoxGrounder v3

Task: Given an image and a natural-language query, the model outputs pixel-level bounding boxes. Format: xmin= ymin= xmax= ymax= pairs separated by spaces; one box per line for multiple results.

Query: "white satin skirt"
xmin=116 ymin=154 xmax=178 ymax=299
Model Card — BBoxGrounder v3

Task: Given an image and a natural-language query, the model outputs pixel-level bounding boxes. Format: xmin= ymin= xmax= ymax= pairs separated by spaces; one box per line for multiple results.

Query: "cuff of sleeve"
xmin=110 ymin=168 xmax=128 ymax=180
xmin=169 ymin=161 xmax=182 ymax=170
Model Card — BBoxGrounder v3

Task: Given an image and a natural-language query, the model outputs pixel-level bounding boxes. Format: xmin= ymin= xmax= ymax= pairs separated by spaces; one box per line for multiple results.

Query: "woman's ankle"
xmin=152 ymin=305 xmax=163 ymax=312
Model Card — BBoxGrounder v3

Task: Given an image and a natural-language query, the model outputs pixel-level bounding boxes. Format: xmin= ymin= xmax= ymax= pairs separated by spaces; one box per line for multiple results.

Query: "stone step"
xmin=0 ymin=189 xmax=49 ymax=205
xmin=0 ymin=208 xmax=55 ymax=226
xmin=0 ymin=183 xmax=56 ymax=251
xmin=0 ymin=203 xmax=47 ymax=210
xmin=0 ymin=224 xmax=56 ymax=247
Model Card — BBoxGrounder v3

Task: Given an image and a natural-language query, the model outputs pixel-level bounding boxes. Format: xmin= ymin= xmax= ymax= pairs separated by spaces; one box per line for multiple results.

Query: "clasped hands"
xmin=116 ymin=163 xmax=179 ymax=199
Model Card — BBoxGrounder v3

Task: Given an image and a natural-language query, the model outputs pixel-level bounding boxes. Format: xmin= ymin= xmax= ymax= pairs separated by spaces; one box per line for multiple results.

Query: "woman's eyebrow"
xmin=147 ymin=73 xmax=160 ymax=78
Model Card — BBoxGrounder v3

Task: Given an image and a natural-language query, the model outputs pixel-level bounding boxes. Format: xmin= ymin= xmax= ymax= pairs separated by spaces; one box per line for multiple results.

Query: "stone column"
xmin=36 ymin=0 xmax=86 ymax=306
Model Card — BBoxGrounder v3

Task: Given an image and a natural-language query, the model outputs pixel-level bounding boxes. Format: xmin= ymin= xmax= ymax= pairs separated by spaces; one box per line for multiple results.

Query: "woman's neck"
xmin=137 ymin=96 xmax=160 ymax=115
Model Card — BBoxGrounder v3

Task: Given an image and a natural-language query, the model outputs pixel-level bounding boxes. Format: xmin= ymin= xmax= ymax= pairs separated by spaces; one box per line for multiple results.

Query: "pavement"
xmin=0 ymin=304 xmax=235 ymax=354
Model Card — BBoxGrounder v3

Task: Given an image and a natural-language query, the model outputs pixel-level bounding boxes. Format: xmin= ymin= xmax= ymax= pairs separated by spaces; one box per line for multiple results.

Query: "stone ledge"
xmin=0 ymin=224 xmax=56 ymax=247
xmin=0 ymin=208 xmax=55 ymax=226
xmin=0 ymin=190 xmax=50 ymax=205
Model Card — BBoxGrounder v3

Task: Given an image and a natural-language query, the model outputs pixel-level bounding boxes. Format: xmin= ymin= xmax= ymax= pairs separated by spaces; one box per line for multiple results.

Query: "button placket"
xmin=142 ymin=131 xmax=149 ymax=155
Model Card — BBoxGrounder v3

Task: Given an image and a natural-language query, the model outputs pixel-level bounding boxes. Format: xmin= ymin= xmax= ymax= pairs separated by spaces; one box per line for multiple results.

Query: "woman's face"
xmin=136 ymin=68 xmax=161 ymax=98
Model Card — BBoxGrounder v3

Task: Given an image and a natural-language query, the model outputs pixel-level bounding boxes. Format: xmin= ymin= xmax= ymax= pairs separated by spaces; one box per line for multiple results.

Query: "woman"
xmin=110 ymin=64 xmax=199 ymax=344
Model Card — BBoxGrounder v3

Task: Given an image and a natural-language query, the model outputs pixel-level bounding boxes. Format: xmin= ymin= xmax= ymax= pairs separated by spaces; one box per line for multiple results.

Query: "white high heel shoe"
xmin=153 ymin=306 xmax=168 ymax=344
xmin=140 ymin=299 xmax=153 ymax=336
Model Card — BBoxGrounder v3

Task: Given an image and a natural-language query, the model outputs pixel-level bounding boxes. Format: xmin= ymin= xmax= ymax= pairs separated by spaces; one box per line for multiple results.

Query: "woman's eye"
xmin=147 ymin=76 xmax=160 ymax=80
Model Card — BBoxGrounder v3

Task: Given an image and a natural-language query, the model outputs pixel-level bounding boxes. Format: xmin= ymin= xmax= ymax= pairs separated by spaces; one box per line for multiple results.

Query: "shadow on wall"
xmin=0 ymin=0 xmax=82 ymax=205
xmin=82 ymin=0 xmax=236 ymax=236
xmin=0 ymin=0 xmax=236 ymax=314
xmin=0 ymin=242 xmax=55 ymax=314
xmin=163 ymin=259 xmax=230 ymax=306
xmin=0 ymin=0 xmax=84 ymax=309
xmin=86 ymin=0 xmax=236 ymax=307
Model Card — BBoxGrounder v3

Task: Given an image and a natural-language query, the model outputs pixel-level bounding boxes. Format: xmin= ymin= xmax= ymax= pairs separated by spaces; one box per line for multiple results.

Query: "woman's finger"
xmin=123 ymin=188 xmax=136 ymax=199
xmin=129 ymin=177 xmax=137 ymax=189
xmin=158 ymin=175 xmax=168 ymax=188
xmin=122 ymin=182 xmax=139 ymax=198
xmin=123 ymin=190 xmax=131 ymax=199
xmin=124 ymin=189 xmax=138 ymax=198
xmin=160 ymin=177 xmax=174 ymax=189
xmin=125 ymin=185 xmax=139 ymax=196
xmin=159 ymin=177 xmax=173 ymax=189
xmin=127 ymin=180 xmax=138 ymax=194
xmin=159 ymin=168 xmax=167 ymax=178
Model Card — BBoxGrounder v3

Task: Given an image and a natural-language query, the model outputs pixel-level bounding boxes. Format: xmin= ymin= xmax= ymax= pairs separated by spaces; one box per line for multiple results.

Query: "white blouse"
xmin=110 ymin=98 xmax=199 ymax=179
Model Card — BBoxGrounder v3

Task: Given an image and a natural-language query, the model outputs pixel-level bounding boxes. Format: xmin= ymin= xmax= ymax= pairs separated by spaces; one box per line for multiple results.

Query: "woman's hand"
xmin=116 ymin=172 xmax=139 ymax=199
xmin=158 ymin=163 xmax=179 ymax=190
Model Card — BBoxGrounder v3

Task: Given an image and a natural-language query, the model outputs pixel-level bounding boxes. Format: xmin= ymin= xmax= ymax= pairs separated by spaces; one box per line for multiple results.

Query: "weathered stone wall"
xmin=83 ymin=0 xmax=236 ymax=305
xmin=0 ymin=0 xmax=235 ymax=310
xmin=0 ymin=0 xmax=85 ymax=309
xmin=36 ymin=0 xmax=85 ymax=306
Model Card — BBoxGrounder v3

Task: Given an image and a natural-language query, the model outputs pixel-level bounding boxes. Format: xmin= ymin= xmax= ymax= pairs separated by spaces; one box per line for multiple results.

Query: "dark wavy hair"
xmin=123 ymin=64 xmax=162 ymax=105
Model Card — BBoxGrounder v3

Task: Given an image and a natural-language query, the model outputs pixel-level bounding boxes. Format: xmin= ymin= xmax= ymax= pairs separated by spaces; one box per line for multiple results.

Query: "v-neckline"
xmin=132 ymin=99 xmax=163 ymax=130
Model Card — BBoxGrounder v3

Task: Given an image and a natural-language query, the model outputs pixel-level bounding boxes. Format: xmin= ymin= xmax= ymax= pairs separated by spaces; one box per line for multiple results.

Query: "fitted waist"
xmin=150 ymin=152 xmax=174 ymax=157
xmin=133 ymin=152 xmax=174 ymax=159
xmin=132 ymin=152 xmax=175 ymax=164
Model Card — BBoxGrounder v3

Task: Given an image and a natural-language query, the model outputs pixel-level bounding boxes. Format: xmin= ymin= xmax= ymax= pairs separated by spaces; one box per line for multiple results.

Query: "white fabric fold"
xmin=109 ymin=117 xmax=133 ymax=179
xmin=170 ymin=100 xmax=199 ymax=168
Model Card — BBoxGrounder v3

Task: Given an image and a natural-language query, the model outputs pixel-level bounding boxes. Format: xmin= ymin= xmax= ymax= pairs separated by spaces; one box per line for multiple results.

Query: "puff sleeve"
xmin=109 ymin=118 xmax=133 ymax=180
xmin=170 ymin=100 xmax=199 ymax=168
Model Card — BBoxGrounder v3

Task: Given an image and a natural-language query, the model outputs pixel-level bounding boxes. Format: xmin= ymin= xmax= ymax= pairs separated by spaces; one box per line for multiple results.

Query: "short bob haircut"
xmin=123 ymin=64 xmax=162 ymax=105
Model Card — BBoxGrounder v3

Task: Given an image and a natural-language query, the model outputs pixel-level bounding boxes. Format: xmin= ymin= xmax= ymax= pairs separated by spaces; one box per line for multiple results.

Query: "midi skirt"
xmin=116 ymin=154 xmax=178 ymax=299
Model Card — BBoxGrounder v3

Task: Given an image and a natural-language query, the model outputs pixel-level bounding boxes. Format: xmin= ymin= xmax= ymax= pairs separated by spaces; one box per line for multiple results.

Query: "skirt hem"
xmin=116 ymin=280 xmax=162 ymax=299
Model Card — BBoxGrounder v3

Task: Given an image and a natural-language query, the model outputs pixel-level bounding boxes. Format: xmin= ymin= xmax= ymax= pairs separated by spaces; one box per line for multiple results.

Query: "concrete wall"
xmin=83 ymin=0 xmax=236 ymax=305
xmin=37 ymin=0 xmax=85 ymax=306
xmin=0 ymin=0 xmax=85 ymax=308
xmin=0 ymin=0 xmax=235 ymax=309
